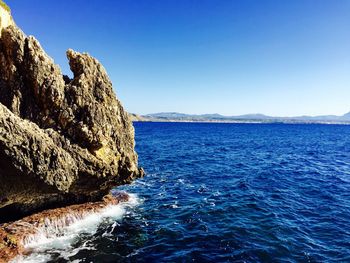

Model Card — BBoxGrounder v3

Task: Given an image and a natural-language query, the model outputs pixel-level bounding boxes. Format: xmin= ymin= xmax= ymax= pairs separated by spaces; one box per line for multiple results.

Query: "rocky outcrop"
xmin=0 ymin=5 xmax=143 ymax=223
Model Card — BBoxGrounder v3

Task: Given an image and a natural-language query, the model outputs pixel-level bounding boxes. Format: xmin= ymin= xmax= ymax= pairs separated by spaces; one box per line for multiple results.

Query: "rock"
xmin=0 ymin=192 xmax=130 ymax=263
xmin=0 ymin=5 xmax=143 ymax=223
xmin=0 ymin=1 xmax=13 ymax=37
xmin=129 ymin=113 xmax=149 ymax=122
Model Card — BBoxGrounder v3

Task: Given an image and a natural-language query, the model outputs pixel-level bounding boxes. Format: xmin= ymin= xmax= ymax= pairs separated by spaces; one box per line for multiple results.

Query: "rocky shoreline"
xmin=0 ymin=1 xmax=143 ymax=220
xmin=0 ymin=193 xmax=130 ymax=262
xmin=0 ymin=1 xmax=143 ymax=260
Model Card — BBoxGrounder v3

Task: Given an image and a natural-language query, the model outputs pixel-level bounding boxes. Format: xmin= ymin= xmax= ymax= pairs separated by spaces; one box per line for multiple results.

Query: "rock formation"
xmin=0 ymin=3 xmax=143 ymax=223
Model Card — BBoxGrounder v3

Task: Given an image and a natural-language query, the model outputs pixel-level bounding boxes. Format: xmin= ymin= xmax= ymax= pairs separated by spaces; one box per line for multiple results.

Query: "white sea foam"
xmin=11 ymin=193 xmax=140 ymax=263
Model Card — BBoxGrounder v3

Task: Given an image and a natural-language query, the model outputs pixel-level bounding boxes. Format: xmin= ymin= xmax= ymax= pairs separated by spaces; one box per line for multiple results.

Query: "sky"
xmin=8 ymin=0 xmax=350 ymax=116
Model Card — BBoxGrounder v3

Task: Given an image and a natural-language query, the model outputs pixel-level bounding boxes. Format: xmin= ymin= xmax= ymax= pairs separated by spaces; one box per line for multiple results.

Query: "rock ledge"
xmin=0 ymin=193 xmax=130 ymax=262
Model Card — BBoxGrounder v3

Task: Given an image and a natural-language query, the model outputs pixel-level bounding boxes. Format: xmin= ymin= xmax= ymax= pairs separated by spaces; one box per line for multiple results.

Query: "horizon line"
xmin=132 ymin=111 xmax=350 ymax=118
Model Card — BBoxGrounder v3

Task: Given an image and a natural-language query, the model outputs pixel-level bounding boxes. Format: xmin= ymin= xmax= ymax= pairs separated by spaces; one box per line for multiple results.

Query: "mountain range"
xmin=130 ymin=112 xmax=350 ymax=124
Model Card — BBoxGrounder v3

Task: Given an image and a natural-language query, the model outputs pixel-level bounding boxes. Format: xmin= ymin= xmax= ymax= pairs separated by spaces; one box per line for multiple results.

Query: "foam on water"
xmin=12 ymin=193 xmax=140 ymax=263
xmin=8 ymin=123 xmax=350 ymax=262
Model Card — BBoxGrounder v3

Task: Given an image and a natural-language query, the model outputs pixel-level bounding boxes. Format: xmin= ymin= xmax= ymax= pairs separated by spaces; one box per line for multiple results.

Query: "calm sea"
xmin=23 ymin=122 xmax=350 ymax=262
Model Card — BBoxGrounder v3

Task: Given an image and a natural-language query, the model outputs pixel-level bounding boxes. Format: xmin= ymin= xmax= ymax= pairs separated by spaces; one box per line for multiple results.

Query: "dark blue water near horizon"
xmin=57 ymin=122 xmax=350 ymax=262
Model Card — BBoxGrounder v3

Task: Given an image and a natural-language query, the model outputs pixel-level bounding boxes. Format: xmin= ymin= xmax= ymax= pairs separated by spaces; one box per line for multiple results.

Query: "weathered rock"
xmin=0 ymin=5 xmax=143 ymax=222
xmin=0 ymin=192 xmax=130 ymax=263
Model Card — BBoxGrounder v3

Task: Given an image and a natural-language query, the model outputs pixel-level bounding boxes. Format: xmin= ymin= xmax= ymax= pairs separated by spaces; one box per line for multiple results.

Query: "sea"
xmin=20 ymin=122 xmax=350 ymax=262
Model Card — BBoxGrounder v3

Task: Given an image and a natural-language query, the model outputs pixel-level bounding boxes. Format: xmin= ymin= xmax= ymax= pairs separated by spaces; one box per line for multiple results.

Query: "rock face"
xmin=0 ymin=6 xmax=143 ymax=222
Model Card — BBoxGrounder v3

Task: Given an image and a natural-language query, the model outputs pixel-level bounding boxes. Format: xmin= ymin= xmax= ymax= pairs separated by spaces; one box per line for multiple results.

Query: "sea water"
xmin=19 ymin=122 xmax=350 ymax=262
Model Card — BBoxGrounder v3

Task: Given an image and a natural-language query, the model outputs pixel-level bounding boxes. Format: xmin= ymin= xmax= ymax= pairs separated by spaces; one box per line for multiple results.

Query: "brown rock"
xmin=0 ymin=193 xmax=130 ymax=262
xmin=0 ymin=8 xmax=144 ymax=222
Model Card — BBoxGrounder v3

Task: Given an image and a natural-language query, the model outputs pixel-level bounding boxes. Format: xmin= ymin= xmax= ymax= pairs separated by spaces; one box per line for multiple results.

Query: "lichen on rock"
xmin=0 ymin=9 xmax=144 ymax=223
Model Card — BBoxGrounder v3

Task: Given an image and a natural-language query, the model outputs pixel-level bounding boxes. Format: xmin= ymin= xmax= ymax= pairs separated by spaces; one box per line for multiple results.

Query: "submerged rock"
xmin=0 ymin=3 xmax=143 ymax=222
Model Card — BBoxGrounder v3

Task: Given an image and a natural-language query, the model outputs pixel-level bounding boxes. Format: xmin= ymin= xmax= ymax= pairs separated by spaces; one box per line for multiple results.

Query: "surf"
xmin=7 ymin=193 xmax=140 ymax=263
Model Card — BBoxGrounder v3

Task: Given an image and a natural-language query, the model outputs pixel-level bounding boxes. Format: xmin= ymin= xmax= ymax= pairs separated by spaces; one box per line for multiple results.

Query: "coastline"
xmin=129 ymin=112 xmax=350 ymax=125
xmin=132 ymin=119 xmax=350 ymax=125
xmin=0 ymin=193 xmax=131 ymax=263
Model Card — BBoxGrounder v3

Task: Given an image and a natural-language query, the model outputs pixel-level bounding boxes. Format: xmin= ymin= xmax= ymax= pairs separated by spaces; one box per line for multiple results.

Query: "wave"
xmin=11 ymin=193 xmax=140 ymax=263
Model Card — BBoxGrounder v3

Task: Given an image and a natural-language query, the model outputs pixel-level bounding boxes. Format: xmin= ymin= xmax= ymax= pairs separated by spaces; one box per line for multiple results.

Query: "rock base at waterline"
xmin=0 ymin=193 xmax=130 ymax=263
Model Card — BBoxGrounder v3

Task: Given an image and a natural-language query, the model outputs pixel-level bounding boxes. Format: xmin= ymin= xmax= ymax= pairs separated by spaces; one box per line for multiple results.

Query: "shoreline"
xmin=0 ymin=193 xmax=130 ymax=263
xmin=132 ymin=119 xmax=350 ymax=125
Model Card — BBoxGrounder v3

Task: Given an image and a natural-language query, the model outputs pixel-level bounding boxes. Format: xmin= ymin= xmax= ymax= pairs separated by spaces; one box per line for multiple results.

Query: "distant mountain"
xmin=230 ymin=114 xmax=272 ymax=120
xmin=341 ymin=112 xmax=350 ymax=120
xmin=146 ymin=112 xmax=273 ymax=120
xmin=130 ymin=111 xmax=350 ymax=124
xmin=147 ymin=112 xmax=194 ymax=118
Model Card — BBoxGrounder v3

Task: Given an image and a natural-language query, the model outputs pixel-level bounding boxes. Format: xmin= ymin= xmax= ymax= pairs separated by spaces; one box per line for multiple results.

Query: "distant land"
xmin=129 ymin=112 xmax=350 ymax=124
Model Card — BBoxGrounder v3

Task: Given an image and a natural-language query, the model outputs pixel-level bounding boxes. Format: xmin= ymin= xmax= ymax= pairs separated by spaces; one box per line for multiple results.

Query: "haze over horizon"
xmin=142 ymin=110 xmax=350 ymax=118
xmin=9 ymin=0 xmax=350 ymax=117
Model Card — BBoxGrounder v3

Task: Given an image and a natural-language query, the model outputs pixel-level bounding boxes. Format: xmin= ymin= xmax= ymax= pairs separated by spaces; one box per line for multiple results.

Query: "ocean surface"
xmin=22 ymin=122 xmax=350 ymax=262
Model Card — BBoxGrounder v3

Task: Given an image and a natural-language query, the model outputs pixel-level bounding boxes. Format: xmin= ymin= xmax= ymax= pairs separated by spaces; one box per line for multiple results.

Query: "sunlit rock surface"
xmin=0 ymin=1 xmax=13 ymax=37
xmin=0 ymin=3 xmax=143 ymax=223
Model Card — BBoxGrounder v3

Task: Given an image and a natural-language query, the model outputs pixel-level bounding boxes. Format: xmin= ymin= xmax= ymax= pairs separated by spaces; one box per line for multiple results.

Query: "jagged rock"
xmin=0 ymin=6 xmax=143 ymax=223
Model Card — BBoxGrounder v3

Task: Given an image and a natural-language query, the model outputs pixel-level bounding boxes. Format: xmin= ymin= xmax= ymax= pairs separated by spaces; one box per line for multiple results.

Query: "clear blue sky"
xmin=8 ymin=0 xmax=350 ymax=116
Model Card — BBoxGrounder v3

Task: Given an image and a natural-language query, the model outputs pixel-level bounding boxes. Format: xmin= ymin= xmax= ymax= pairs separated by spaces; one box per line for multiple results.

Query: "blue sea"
xmin=23 ymin=122 xmax=350 ymax=262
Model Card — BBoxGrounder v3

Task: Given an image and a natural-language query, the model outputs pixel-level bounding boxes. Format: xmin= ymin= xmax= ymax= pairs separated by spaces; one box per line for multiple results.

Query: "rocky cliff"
xmin=0 ymin=4 xmax=143 ymax=223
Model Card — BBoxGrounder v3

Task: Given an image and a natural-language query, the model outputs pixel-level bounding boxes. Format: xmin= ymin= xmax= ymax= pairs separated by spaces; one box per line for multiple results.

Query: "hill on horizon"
xmin=129 ymin=111 xmax=350 ymax=123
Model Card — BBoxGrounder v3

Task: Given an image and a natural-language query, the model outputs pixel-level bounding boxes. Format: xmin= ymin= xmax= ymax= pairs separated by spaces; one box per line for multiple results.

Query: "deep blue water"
xmin=47 ymin=123 xmax=350 ymax=262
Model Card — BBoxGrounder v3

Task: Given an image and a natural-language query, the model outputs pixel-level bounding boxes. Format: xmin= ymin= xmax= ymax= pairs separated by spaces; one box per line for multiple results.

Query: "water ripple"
xmin=26 ymin=123 xmax=350 ymax=262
